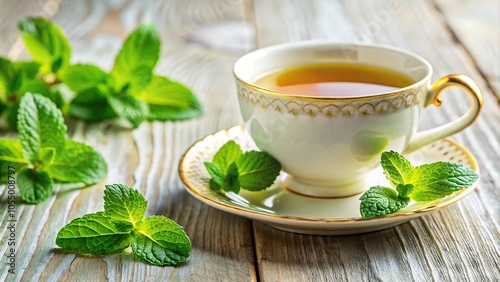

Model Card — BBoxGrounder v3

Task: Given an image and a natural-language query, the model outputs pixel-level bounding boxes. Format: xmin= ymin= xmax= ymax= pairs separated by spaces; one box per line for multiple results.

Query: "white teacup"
xmin=233 ymin=42 xmax=482 ymax=198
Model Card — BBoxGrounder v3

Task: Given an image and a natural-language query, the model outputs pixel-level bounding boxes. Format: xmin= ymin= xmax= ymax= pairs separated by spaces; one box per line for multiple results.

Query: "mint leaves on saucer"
xmin=204 ymin=141 xmax=281 ymax=193
xmin=0 ymin=93 xmax=107 ymax=204
xmin=359 ymin=151 xmax=478 ymax=218
xmin=56 ymin=184 xmax=191 ymax=266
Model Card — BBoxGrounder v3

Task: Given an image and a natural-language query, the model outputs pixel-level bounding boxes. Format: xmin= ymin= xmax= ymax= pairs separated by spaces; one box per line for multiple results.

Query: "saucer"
xmin=179 ymin=126 xmax=479 ymax=235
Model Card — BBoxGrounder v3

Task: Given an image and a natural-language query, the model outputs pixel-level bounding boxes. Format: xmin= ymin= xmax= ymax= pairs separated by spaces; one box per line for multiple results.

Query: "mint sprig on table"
xmin=0 ymin=93 xmax=107 ymax=204
xmin=359 ymin=151 xmax=479 ymax=218
xmin=56 ymin=184 xmax=191 ymax=267
xmin=0 ymin=17 xmax=202 ymax=130
xmin=204 ymin=141 xmax=281 ymax=193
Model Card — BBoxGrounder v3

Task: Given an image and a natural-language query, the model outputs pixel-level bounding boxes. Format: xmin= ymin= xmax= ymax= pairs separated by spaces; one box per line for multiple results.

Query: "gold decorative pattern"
xmin=237 ymin=83 xmax=424 ymax=118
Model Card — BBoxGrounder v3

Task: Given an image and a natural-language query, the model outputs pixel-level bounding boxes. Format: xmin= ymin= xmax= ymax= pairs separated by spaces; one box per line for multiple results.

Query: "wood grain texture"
xmin=0 ymin=0 xmax=499 ymax=281
xmin=434 ymin=0 xmax=500 ymax=101
xmin=252 ymin=0 xmax=500 ymax=281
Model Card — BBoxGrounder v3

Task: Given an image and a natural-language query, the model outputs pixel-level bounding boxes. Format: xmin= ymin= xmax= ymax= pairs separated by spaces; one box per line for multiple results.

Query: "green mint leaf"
xmin=213 ymin=141 xmax=243 ymax=172
xmin=18 ymin=93 xmax=67 ymax=164
xmin=17 ymin=168 xmax=53 ymax=204
xmin=0 ymin=139 xmax=28 ymax=182
xmin=56 ymin=212 xmax=133 ymax=255
xmin=16 ymin=61 xmax=40 ymax=79
xmin=0 ymin=101 xmax=7 ymax=116
xmin=108 ymin=94 xmax=148 ymax=128
xmin=359 ymin=186 xmax=410 ymax=218
xmin=38 ymin=147 xmax=56 ymax=169
xmin=235 ymin=151 xmax=281 ymax=191
xmin=209 ymin=179 xmax=221 ymax=191
xmin=135 ymin=75 xmax=203 ymax=121
xmin=131 ymin=216 xmax=191 ymax=266
xmin=103 ymin=184 xmax=147 ymax=224
xmin=47 ymin=140 xmax=107 ymax=185
xmin=223 ymin=162 xmax=240 ymax=193
xmin=410 ymin=162 xmax=479 ymax=202
xmin=381 ymin=151 xmax=414 ymax=187
xmin=111 ymin=24 xmax=159 ymax=88
xmin=126 ymin=65 xmax=153 ymax=94
xmin=0 ymin=57 xmax=19 ymax=94
xmin=6 ymin=81 xmax=58 ymax=132
xmin=20 ymin=79 xmax=63 ymax=107
xmin=6 ymin=104 xmax=19 ymax=131
xmin=69 ymin=87 xmax=117 ymax=122
xmin=204 ymin=162 xmax=225 ymax=191
xmin=396 ymin=183 xmax=414 ymax=199
xmin=60 ymin=63 xmax=109 ymax=93
xmin=17 ymin=17 xmax=71 ymax=74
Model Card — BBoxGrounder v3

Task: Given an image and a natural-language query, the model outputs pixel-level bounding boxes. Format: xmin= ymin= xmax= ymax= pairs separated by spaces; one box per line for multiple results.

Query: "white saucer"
xmin=179 ymin=126 xmax=479 ymax=235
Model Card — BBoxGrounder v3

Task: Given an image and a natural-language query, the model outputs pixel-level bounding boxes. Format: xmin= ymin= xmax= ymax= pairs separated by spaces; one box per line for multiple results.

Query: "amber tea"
xmin=254 ymin=63 xmax=414 ymax=97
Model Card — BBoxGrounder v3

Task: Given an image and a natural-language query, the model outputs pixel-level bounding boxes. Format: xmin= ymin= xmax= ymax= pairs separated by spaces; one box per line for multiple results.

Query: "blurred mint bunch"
xmin=0 ymin=17 xmax=202 ymax=130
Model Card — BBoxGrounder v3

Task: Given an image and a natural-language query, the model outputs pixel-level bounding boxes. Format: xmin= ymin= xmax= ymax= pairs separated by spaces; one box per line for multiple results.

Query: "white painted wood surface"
xmin=0 ymin=0 xmax=499 ymax=281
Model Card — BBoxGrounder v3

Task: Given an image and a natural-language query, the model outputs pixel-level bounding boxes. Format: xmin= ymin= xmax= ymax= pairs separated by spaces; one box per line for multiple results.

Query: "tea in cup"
xmin=233 ymin=42 xmax=482 ymax=197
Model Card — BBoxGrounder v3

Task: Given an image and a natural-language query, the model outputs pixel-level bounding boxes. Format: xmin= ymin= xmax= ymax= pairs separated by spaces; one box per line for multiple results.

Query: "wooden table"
xmin=1 ymin=0 xmax=499 ymax=281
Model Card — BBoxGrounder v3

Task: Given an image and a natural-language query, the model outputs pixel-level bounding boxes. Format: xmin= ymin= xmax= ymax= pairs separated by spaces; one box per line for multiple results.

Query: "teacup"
xmin=233 ymin=42 xmax=482 ymax=198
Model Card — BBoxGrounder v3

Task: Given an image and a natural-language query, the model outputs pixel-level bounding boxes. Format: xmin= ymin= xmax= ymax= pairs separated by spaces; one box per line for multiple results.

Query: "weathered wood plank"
xmin=252 ymin=0 xmax=500 ymax=281
xmin=434 ymin=0 xmax=500 ymax=101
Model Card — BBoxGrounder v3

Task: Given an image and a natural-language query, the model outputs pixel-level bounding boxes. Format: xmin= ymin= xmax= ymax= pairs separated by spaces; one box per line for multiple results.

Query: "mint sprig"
xmin=17 ymin=17 xmax=71 ymax=76
xmin=61 ymin=24 xmax=203 ymax=127
xmin=1 ymin=17 xmax=202 ymax=130
xmin=56 ymin=184 xmax=191 ymax=267
xmin=204 ymin=141 xmax=281 ymax=193
xmin=359 ymin=151 xmax=479 ymax=218
xmin=0 ymin=93 xmax=107 ymax=204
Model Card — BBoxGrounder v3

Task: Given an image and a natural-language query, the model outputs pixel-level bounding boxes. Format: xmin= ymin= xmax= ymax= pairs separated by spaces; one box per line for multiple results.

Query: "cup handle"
xmin=403 ymin=74 xmax=483 ymax=154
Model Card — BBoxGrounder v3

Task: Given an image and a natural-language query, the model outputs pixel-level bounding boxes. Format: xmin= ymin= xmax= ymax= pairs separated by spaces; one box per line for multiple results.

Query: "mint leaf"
xmin=108 ymin=94 xmax=148 ymax=128
xmin=126 ymin=65 xmax=153 ymax=94
xmin=131 ymin=216 xmax=191 ymax=266
xmin=18 ymin=93 xmax=67 ymax=164
xmin=0 ymin=101 xmax=6 ymax=116
xmin=0 ymin=57 xmax=19 ymax=94
xmin=5 ymin=81 xmax=58 ymax=132
xmin=410 ymin=162 xmax=479 ymax=202
xmin=103 ymin=184 xmax=147 ymax=224
xmin=56 ymin=184 xmax=191 ymax=266
xmin=17 ymin=17 xmax=71 ymax=74
xmin=60 ymin=63 xmax=109 ymax=93
xmin=136 ymin=75 xmax=203 ymax=121
xmin=223 ymin=162 xmax=240 ymax=193
xmin=69 ymin=87 xmax=117 ymax=122
xmin=236 ymin=151 xmax=281 ymax=191
xmin=20 ymin=79 xmax=62 ymax=107
xmin=47 ymin=140 xmax=107 ymax=185
xmin=17 ymin=168 xmax=53 ymax=204
xmin=359 ymin=186 xmax=410 ymax=218
xmin=381 ymin=151 xmax=414 ymax=187
xmin=15 ymin=61 xmax=40 ymax=79
xmin=396 ymin=183 xmax=414 ymax=199
xmin=56 ymin=212 xmax=133 ymax=255
xmin=204 ymin=162 xmax=224 ymax=191
xmin=111 ymin=24 xmax=159 ymax=88
xmin=0 ymin=139 xmax=28 ymax=182
xmin=6 ymin=104 xmax=19 ymax=131
xmin=213 ymin=141 xmax=243 ymax=172
xmin=38 ymin=147 xmax=56 ymax=169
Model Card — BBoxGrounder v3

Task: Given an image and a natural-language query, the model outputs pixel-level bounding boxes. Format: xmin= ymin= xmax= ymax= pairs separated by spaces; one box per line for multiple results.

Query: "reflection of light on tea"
xmin=276 ymin=82 xmax=400 ymax=97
